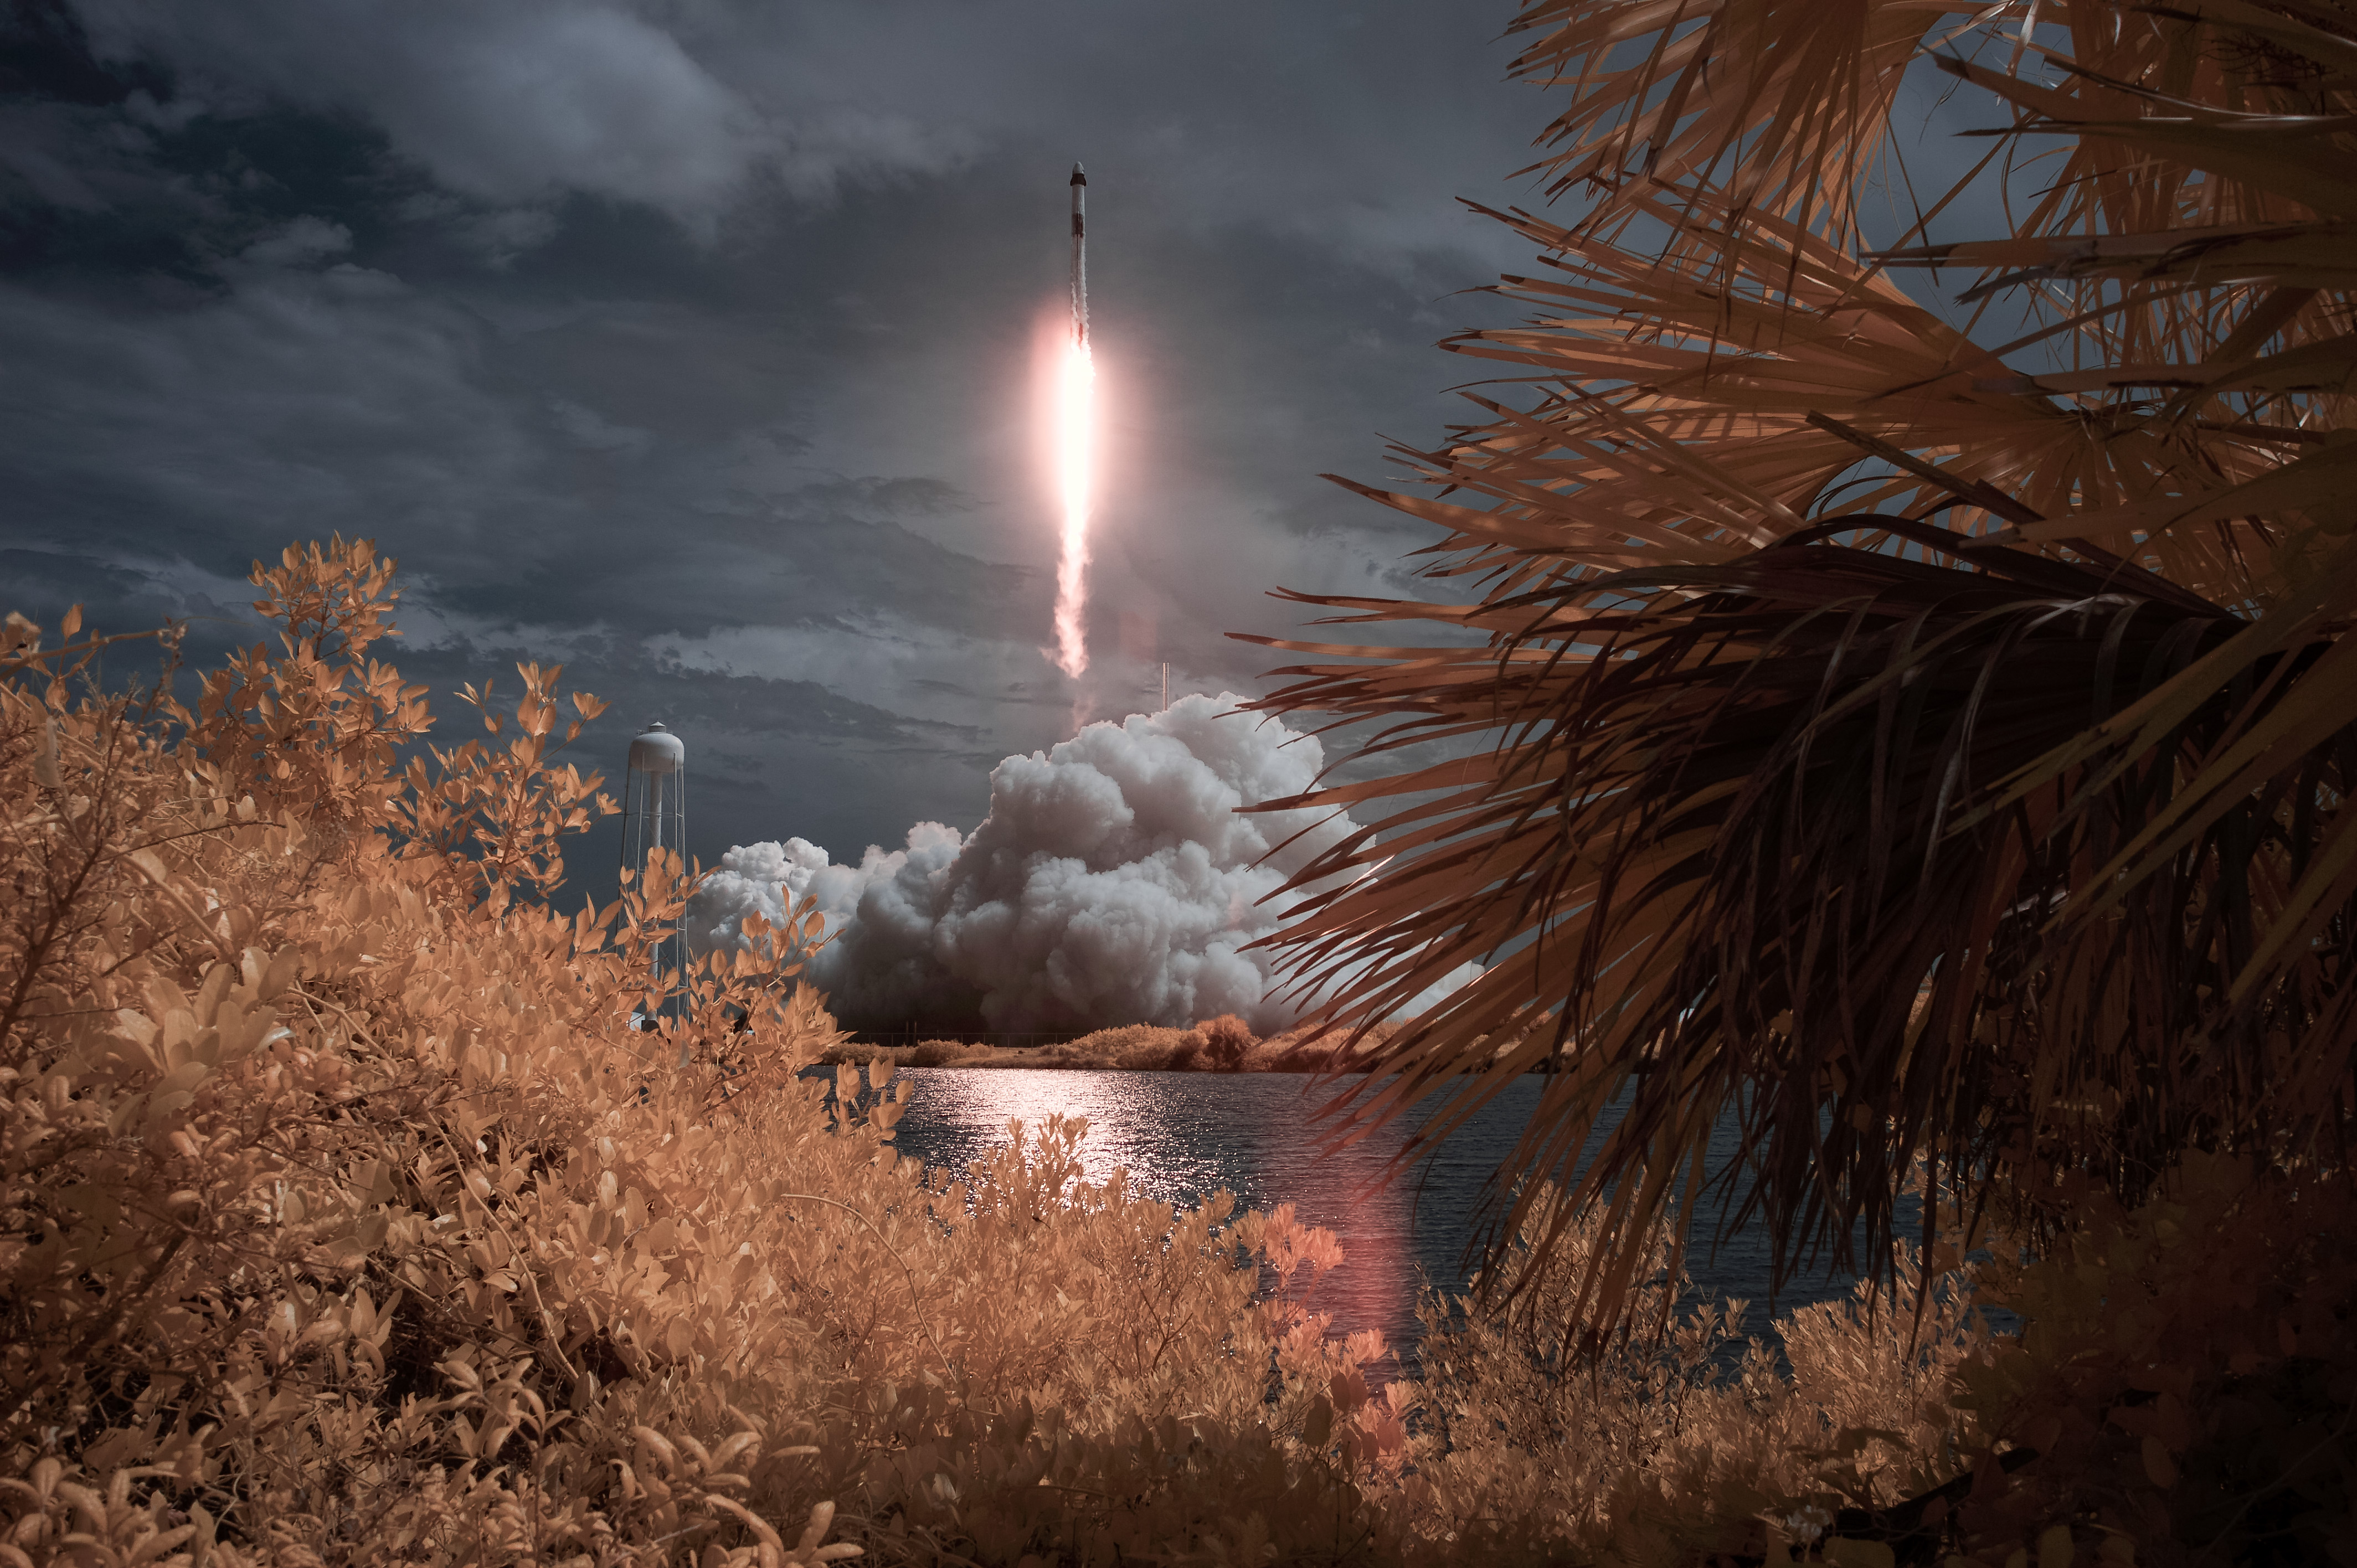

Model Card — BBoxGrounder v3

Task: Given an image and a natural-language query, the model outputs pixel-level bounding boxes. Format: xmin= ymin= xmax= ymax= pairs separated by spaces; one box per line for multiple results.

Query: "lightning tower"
xmin=620 ymin=720 xmax=687 ymax=1027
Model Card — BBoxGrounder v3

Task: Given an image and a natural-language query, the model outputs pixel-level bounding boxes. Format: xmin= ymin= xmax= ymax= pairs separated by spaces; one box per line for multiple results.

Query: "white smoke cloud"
xmin=685 ymin=692 xmax=1474 ymax=1034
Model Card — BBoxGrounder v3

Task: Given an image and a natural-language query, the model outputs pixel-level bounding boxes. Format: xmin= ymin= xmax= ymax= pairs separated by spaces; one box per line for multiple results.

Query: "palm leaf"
xmin=1251 ymin=0 xmax=2357 ymax=1335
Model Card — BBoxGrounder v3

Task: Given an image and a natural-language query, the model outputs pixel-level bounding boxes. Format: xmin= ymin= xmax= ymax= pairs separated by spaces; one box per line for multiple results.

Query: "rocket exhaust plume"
xmin=1051 ymin=163 xmax=1094 ymax=678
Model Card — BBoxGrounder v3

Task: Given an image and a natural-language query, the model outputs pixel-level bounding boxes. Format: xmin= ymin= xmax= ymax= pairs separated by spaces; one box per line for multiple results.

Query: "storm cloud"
xmin=1 ymin=1 xmax=2010 ymax=911
xmin=2 ymin=0 xmax=1553 ymax=894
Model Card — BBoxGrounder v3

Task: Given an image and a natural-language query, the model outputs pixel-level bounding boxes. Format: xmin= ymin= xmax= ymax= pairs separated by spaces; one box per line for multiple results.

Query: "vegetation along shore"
xmin=821 ymin=1019 xmax=1408 ymax=1075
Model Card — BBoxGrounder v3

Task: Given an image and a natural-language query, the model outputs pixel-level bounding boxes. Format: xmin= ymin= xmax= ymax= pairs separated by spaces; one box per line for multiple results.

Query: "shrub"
xmin=1399 ymin=1189 xmax=1994 ymax=1565
xmin=1943 ymin=1156 xmax=2357 ymax=1561
xmin=1195 ymin=1017 xmax=1252 ymax=1071
xmin=898 ymin=1039 xmax=973 ymax=1069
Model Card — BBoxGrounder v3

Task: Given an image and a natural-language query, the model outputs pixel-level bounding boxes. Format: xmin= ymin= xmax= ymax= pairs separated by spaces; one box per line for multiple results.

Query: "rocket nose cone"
xmin=1071 ymin=163 xmax=1087 ymax=184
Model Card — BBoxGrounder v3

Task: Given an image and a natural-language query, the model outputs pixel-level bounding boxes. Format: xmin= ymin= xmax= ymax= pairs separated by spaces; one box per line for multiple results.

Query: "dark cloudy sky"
xmin=1 ymin=1 xmax=2001 ymax=898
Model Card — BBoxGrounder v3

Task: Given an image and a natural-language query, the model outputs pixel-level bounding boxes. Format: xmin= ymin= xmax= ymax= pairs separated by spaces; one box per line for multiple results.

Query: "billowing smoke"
xmin=684 ymin=693 xmax=1471 ymax=1034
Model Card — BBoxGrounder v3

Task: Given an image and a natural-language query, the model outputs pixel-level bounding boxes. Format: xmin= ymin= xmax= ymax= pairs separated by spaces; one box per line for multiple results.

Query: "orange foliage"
xmin=17 ymin=541 xmax=2337 ymax=1564
xmin=0 ymin=544 xmax=1402 ymax=1565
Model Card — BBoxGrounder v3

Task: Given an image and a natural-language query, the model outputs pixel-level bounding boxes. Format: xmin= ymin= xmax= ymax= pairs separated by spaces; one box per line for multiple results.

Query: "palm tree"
xmin=1252 ymin=0 xmax=2357 ymax=1331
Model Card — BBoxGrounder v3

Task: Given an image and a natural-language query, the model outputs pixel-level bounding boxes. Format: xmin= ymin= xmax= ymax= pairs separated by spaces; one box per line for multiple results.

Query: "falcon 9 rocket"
xmin=1051 ymin=163 xmax=1097 ymax=679
xmin=1069 ymin=163 xmax=1089 ymax=349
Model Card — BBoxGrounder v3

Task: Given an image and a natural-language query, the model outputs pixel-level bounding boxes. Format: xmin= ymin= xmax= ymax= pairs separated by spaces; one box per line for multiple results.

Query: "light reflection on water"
xmin=888 ymin=1068 xmax=1880 ymax=1368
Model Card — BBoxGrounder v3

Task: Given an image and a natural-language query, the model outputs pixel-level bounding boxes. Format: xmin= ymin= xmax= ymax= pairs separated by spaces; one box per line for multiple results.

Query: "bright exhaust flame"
xmin=1051 ymin=333 xmax=1096 ymax=677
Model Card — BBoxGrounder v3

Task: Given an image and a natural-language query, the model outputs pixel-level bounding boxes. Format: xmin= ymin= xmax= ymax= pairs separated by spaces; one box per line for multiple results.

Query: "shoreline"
xmin=816 ymin=1018 xmax=1548 ymax=1075
xmin=817 ymin=1019 xmax=1386 ymax=1075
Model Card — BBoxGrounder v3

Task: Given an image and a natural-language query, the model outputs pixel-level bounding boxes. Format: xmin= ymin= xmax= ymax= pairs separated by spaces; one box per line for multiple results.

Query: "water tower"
xmin=619 ymin=721 xmax=687 ymax=1024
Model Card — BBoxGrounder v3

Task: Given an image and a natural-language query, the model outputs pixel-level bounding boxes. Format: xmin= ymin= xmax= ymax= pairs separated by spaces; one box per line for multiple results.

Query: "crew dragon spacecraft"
xmin=1069 ymin=162 xmax=1089 ymax=349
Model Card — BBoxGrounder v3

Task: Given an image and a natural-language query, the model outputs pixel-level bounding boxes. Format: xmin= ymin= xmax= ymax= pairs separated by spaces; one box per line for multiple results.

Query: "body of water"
xmin=886 ymin=1067 xmax=1888 ymax=1369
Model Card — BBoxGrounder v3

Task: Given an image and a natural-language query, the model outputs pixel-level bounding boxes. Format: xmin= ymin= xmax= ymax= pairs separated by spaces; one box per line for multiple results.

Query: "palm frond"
xmin=1505 ymin=0 xmax=1944 ymax=254
xmin=1253 ymin=0 xmax=2357 ymax=1335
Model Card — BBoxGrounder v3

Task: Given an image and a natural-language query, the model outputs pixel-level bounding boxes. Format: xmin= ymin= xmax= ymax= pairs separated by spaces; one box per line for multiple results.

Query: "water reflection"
xmin=888 ymin=1068 xmax=1881 ymax=1368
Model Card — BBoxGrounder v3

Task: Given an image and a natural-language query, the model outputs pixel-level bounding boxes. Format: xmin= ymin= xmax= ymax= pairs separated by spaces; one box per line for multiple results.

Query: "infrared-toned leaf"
xmin=1249 ymin=0 xmax=2357 ymax=1340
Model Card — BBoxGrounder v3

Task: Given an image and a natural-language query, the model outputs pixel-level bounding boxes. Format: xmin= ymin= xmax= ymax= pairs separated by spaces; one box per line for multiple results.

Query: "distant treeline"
xmin=824 ymin=1017 xmax=1414 ymax=1074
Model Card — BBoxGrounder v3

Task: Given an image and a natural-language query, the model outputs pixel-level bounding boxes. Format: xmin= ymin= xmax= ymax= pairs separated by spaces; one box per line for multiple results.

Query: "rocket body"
xmin=1069 ymin=163 xmax=1088 ymax=349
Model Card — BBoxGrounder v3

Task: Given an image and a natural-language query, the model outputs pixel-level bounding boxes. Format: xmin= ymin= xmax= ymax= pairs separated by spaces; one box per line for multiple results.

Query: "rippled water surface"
xmin=888 ymin=1068 xmax=1880 ymax=1365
